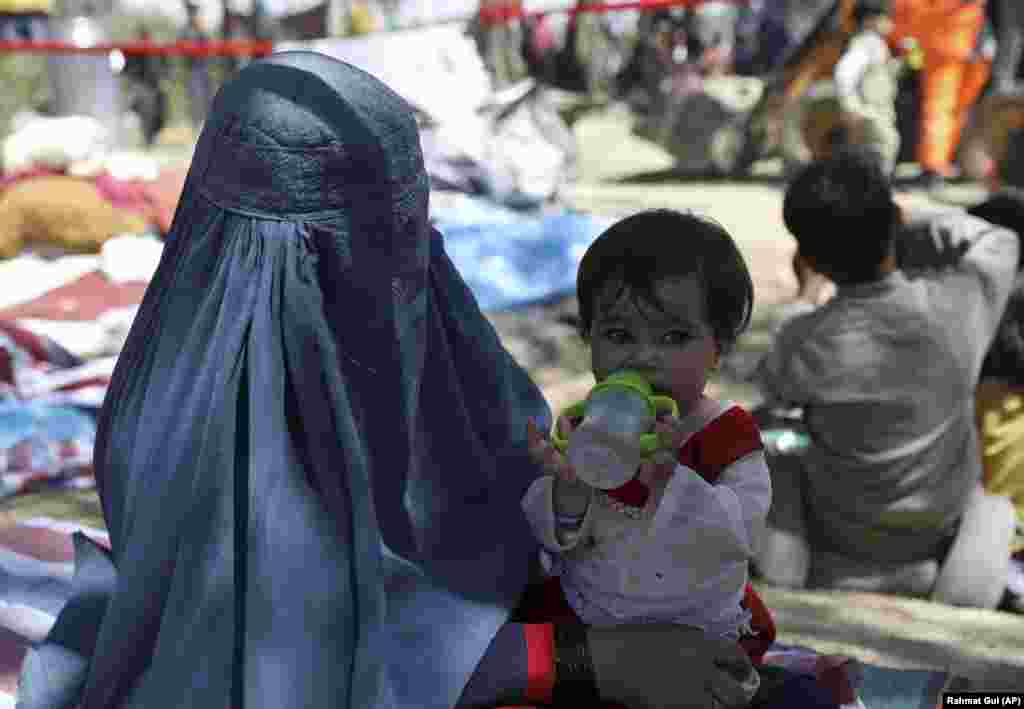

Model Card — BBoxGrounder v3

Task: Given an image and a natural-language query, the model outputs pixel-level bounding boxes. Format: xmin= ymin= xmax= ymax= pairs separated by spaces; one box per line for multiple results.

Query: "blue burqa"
xmin=16 ymin=51 xmax=552 ymax=709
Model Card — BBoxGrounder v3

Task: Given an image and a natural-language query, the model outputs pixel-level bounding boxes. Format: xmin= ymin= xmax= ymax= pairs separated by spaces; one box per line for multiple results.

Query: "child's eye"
xmin=602 ymin=328 xmax=631 ymax=344
xmin=662 ymin=331 xmax=692 ymax=345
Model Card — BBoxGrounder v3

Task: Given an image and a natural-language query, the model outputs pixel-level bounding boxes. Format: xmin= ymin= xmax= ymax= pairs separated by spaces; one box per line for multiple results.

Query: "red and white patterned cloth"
xmin=0 ymin=320 xmax=115 ymax=409
xmin=0 ymin=321 xmax=113 ymax=497
xmin=0 ymin=518 xmax=109 ymax=703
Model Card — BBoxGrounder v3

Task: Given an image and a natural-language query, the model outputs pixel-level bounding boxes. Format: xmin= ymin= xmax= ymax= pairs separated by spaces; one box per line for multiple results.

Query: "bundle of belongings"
xmin=0 ymin=113 xmax=188 ymax=260
xmin=279 ymin=26 xmax=579 ymax=209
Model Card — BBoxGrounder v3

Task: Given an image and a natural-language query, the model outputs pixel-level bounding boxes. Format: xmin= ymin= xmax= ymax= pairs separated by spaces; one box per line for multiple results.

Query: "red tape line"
xmin=0 ymin=0 xmax=749 ymax=52
xmin=480 ymin=0 xmax=748 ymax=25
xmin=0 ymin=39 xmax=274 ymax=56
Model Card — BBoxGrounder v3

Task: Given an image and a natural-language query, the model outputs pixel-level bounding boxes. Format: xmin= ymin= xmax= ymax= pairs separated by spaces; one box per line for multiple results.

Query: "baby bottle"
xmin=551 ymin=370 xmax=679 ymax=489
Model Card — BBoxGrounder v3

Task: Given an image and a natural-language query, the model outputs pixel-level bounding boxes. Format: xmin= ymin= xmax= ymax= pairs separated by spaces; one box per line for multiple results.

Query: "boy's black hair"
xmin=853 ymin=0 xmax=892 ymax=26
xmin=782 ymin=149 xmax=899 ymax=286
xmin=576 ymin=209 xmax=754 ymax=354
xmin=967 ymin=190 xmax=1024 ymax=386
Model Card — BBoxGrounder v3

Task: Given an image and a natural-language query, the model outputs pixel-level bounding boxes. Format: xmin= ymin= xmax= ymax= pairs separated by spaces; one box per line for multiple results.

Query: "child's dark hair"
xmin=967 ymin=190 xmax=1024 ymax=386
xmin=576 ymin=209 xmax=754 ymax=354
xmin=853 ymin=0 xmax=891 ymax=26
xmin=782 ymin=149 xmax=899 ymax=286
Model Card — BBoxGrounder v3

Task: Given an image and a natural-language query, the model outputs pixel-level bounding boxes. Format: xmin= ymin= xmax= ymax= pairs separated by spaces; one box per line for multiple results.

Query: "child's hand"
xmin=528 ymin=417 xmax=592 ymax=519
xmin=638 ymin=410 xmax=702 ymax=484
xmin=526 ymin=417 xmax=585 ymax=486
xmin=653 ymin=410 xmax=704 ymax=450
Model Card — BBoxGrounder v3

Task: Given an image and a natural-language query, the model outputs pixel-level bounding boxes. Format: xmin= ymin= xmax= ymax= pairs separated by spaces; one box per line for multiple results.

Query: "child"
xmin=521 ymin=209 xmax=775 ymax=679
xmin=833 ymin=0 xmax=902 ymax=176
xmin=755 ymin=150 xmax=1020 ymax=605
xmin=959 ymin=192 xmax=1024 ymax=613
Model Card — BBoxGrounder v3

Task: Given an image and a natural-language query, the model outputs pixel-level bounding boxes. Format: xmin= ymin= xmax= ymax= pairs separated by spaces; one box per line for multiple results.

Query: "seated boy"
xmin=957 ymin=191 xmax=1024 ymax=613
xmin=754 ymin=150 xmax=1021 ymax=604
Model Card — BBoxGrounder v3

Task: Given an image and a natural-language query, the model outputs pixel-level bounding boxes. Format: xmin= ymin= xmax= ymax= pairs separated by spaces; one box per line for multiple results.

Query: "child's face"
xmin=588 ymin=274 xmax=720 ymax=414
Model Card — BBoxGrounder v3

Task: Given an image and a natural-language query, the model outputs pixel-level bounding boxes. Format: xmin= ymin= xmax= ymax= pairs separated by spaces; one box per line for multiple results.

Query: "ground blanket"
xmin=431 ymin=193 xmax=612 ymax=312
xmin=0 ymin=518 xmax=1011 ymax=708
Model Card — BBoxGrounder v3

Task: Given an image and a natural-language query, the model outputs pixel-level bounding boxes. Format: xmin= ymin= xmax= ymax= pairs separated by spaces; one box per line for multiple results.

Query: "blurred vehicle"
xmin=281 ymin=24 xmax=578 ymax=206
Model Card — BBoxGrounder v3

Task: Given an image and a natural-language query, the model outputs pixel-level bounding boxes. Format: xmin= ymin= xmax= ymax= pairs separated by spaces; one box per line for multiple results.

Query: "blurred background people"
xmin=179 ymin=0 xmax=212 ymax=131
xmin=890 ymin=0 xmax=991 ymax=186
xmin=472 ymin=0 xmax=527 ymax=89
xmin=833 ymin=0 xmax=901 ymax=175
xmin=990 ymin=0 xmax=1024 ymax=94
xmin=122 ymin=25 xmax=168 ymax=146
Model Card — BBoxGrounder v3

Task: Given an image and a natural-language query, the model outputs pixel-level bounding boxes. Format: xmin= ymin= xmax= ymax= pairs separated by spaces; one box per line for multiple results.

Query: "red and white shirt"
xmin=521 ymin=398 xmax=772 ymax=641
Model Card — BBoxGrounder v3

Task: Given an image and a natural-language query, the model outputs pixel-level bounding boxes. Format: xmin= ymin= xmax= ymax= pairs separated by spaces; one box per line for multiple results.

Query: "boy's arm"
xmin=958 ymin=217 xmax=1020 ymax=302
xmin=903 ymin=213 xmax=1021 ymax=369
xmin=898 ymin=211 xmax=1021 ymax=279
xmin=957 ymin=216 xmax=1021 ymax=371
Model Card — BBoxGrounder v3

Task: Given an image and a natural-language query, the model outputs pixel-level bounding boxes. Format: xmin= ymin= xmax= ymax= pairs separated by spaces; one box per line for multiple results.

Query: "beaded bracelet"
xmin=551 ymin=622 xmax=601 ymax=704
xmin=555 ymin=512 xmax=586 ymax=529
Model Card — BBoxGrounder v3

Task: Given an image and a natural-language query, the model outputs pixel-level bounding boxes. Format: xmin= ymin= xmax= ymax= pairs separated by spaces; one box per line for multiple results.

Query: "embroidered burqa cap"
xmin=17 ymin=51 xmax=551 ymax=709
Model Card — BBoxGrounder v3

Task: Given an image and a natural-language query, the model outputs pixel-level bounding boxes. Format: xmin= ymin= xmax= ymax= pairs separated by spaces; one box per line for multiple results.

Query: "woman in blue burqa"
xmin=14 ymin=52 xmax=830 ymax=709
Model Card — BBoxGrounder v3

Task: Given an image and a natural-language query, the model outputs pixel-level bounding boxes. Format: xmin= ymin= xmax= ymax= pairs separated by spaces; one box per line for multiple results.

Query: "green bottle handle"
xmin=551 ymin=401 xmax=586 ymax=452
xmin=550 ymin=394 xmax=680 ymax=458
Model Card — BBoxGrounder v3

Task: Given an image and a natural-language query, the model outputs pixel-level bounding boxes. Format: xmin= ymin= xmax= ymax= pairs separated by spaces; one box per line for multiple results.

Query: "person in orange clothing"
xmin=890 ymin=0 xmax=992 ymax=185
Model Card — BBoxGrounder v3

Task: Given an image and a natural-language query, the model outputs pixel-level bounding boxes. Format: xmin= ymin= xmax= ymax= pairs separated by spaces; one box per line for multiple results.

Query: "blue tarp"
xmin=432 ymin=197 xmax=612 ymax=313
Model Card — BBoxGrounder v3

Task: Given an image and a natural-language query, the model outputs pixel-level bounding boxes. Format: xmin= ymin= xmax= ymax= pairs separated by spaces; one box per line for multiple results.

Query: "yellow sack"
xmin=975 ymin=380 xmax=1024 ymax=553
xmin=0 ymin=176 xmax=148 ymax=260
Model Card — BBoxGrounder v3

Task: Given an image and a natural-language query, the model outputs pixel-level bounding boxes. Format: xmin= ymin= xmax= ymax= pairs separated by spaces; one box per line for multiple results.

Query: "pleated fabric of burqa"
xmin=16 ymin=50 xmax=552 ymax=709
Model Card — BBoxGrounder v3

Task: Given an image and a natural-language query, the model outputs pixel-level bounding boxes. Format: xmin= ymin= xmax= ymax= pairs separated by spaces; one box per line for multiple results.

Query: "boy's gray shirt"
xmin=756 ymin=213 xmax=1020 ymax=563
